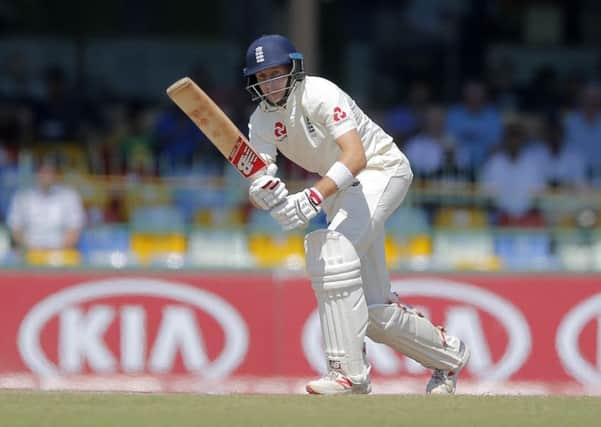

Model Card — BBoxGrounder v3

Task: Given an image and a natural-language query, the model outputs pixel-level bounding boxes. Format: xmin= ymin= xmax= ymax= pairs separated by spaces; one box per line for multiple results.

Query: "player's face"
xmin=255 ymin=65 xmax=291 ymax=104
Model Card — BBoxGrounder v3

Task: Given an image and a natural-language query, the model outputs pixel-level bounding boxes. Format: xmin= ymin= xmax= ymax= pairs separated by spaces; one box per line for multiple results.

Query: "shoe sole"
xmin=305 ymin=383 xmax=372 ymax=395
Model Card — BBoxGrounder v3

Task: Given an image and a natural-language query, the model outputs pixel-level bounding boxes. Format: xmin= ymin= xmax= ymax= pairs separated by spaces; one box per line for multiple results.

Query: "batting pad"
xmin=305 ymin=230 xmax=370 ymax=384
xmin=367 ymin=304 xmax=465 ymax=371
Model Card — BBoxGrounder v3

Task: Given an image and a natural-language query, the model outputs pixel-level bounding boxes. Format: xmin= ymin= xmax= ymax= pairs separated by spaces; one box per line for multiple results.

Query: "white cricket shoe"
xmin=306 ymin=371 xmax=372 ymax=395
xmin=426 ymin=340 xmax=471 ymax=395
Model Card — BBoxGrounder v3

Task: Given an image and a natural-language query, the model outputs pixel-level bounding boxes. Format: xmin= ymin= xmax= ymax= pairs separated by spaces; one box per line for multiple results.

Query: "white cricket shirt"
xmin=248 ymin=76 xmax=410 ymax=177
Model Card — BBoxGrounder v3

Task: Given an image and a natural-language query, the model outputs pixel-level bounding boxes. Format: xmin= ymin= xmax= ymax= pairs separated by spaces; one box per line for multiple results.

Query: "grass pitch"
xmin=1 ymin=391 xmax=599 ymax=427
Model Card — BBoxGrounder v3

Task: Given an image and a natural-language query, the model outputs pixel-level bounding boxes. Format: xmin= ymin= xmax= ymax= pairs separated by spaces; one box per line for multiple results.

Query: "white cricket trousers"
xmin=322 ymin=168 xmax=413 ymax=305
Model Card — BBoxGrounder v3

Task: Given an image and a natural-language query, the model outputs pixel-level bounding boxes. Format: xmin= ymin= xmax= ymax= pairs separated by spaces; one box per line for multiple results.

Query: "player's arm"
xmin=247 ymin=122 xmax=289 ymax=210
xmin=10 ymin=227 xmax=27 ymax=249
xmin=62 ymin=228 xmax=81 ymax=249
xmin=6 ymin=193 xmax=28 ymax=249
xmin=271 ymin=130 xmax=365 ymax=231
xmin=270 ymin=90 xmax=365 ymax=231
xmin=313 ymin=129 xmax=366 ymax=199
xmin=60 ymin=190 xmax=85 ymax=249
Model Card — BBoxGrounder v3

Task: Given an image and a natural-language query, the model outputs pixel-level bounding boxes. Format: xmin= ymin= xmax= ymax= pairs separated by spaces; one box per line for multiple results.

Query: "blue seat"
xmin=78 ymin=226 xmax=130 ymax=252
xmin=494 ymin=231 xmax=554 ymax=270
xmin=386 ymin=206 xmax=430 ymax=238
xmin=78 ymin=226 xmax=134 ymax=266
xmin=172 ymin=185 xmax=225 ymax=223
xmin=247 ymin=208 xmax=280 ymax=233
xmin=131 ymin=206 xmax=185 ymax=232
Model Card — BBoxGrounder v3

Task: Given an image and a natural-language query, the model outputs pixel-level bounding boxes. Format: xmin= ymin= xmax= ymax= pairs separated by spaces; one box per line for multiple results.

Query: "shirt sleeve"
xmin=248 ymin=120 xmax=277 ymax=165
xmin=317 ymin=86 xmax=358 ymax=140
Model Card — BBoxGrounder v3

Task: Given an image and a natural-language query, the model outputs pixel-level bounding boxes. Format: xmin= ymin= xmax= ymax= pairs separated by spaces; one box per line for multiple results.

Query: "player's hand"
xmin=249 ymin=163 xmax=288 ymax=210
xmin=270 ymin=187 xmax=323 ymax=231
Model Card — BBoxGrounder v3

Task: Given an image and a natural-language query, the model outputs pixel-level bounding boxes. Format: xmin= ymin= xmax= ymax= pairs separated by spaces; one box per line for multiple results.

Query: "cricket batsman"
xmin=244 ymin=34 xmax=470 ymax=395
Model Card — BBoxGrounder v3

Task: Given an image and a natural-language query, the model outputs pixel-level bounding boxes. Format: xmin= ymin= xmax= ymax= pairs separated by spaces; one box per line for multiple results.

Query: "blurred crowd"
xmin=1 ymin=53 xmax=601 ymax=255
xmin=384 ymin=77 xmax=601 ymax=226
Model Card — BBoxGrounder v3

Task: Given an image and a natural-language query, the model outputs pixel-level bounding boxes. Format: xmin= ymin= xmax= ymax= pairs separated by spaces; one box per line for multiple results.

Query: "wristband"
xmin=325 ymin=161 xmax=354 ymax=190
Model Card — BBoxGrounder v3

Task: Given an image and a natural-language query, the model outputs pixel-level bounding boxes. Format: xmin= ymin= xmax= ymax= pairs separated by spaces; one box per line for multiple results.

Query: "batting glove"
xmin=270 ymin=187 xmax=323 ymax=231
xmin=249 ymin=163 xmax=288 ymax=210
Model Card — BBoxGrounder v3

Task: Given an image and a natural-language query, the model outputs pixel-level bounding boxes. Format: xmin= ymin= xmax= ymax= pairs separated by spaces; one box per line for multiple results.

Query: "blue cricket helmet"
xmin=243 ymin=34 xmax=301 ymax=77
xmin=243 ymin=34 xmax=305 ymax=105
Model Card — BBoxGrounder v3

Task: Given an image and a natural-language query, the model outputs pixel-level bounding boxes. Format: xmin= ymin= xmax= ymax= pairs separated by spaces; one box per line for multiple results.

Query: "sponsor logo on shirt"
xmin=274 ymin=122 xmax=288 ymax=140
xmin=333 ymin=106 xmax=348 ymax=123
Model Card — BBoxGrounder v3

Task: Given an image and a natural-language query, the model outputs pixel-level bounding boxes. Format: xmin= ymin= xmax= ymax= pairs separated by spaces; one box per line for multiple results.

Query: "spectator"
xmin=382 ymin=80 xmax=432 ymax=145
xmin=523 ymin=118 xmax=587 ymax=188
xmin=564 ymin=82 xmax=601 ymax=178
xmin=31 ymin=66 xmax=82 ymax=142
xmin=446 ymin=80 xmax=503 ymax=172
xmin=403 ymin=106 xmax=469 ymax=180
xmin=153 ymin=104 xmax=208 ymax=174
xmin=480 ymin=120 xmax=547 ymax=226
xmin=117 ymin=102 xmax=156 ymax=177
xmin=6 ymin=156 xmax=85 ymax=250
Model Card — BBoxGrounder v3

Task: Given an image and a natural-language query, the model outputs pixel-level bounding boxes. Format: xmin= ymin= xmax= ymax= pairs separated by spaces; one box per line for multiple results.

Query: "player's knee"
xmin=305 ymin=229 xmax=362 ymax=291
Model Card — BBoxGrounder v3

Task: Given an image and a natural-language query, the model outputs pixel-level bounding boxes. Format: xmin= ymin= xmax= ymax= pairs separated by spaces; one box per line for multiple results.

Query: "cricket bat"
xmin=165 ymin=77 xmax=267 ymax=179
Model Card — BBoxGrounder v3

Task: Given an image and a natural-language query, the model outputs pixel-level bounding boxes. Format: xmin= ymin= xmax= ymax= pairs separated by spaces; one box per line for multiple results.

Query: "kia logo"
xmin=302 ymin=278 xmax=531 ymax=380
xmin=18 ymin=278 xmax=249 ymax=379
xmin=556 ymin=292 xmax=601 ymax=385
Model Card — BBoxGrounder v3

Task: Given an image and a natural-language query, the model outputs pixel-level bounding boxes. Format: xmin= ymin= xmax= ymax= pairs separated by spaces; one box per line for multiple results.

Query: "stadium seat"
xmin=25 ymin=249 xmax=81 ymax=267
xmin=387 ymin=206 xmax=430 ymax=237
xmin=434 ymin=207 xmax=489 ymax=229
xmin=187 ymin=228 xmax=254 ymax=268
xmin=127 ymin=206 xmax=187 ymax=265
xmin=172 ymin=182 xmax=226 ymax=223
xmin=247 ymin=208 xmax=281 ymax=233
xmin=556 ymin=230 xmax=601 ymax=271
xmin=131 ymin=206 xmax=185 ymax=233
xmin=590 ymin=239 xmax=601 ymax=271
xmin=130 ymin=232 xmax=186 ymax=265
xmin=123 ymin=181 xmax=172 ymax=219
xmin=385 ymin=206 xmax=433 ymax=269
xmin=493 ymin=230 xmax=555 ymax=270
xmin=193 ymin=206 xmax=245 ymax=227
xmin=432 ymin=230 xmax=500 ymax=270
xmin=65 ymin=174 xmax=110 ymax=225
xmin=78 ymin=226 xmax=136 ymax=267
xmin=247 ymin=232 xmax=305 ymax=269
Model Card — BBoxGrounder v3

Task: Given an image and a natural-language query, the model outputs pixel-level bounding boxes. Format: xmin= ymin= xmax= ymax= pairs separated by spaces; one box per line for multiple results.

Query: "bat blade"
xmin=166 ymin=77 xmax=266 ymax=179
